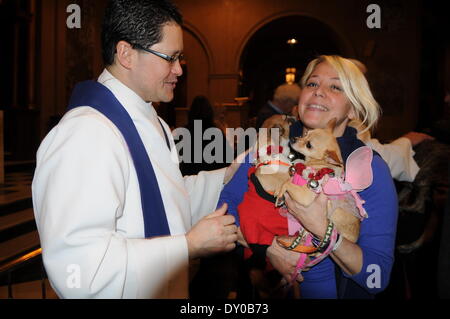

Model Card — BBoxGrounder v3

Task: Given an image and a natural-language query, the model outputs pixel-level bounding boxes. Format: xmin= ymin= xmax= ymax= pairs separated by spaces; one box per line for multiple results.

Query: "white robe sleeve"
xmin=183 ymin=169 xmax=226 ymax=225
xmin=32 ymin=111 xmax=189 ymax=298
xmin=365 ymin=137 xmax=420 ymax=182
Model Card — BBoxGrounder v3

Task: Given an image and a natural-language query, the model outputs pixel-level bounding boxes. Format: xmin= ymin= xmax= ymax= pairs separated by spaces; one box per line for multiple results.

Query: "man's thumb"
xmin=206 ymin=203 xmax=228 ymax=219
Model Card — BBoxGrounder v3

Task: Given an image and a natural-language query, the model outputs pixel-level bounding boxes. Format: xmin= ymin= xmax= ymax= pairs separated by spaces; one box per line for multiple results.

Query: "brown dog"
xmin=274 ymin=119 xmax=362 ymax=243
xmin=240 ymin=114 xmax=301 ymax=298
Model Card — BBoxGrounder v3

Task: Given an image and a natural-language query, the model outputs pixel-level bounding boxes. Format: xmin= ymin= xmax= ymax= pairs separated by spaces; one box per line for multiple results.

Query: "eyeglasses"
xmin=132 ymin=43 xmax=184 ymax=64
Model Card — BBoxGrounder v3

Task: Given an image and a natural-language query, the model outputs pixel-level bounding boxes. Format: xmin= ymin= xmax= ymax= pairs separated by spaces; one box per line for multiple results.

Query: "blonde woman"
xmin=218 ymin=55 xmax=398 ymax=299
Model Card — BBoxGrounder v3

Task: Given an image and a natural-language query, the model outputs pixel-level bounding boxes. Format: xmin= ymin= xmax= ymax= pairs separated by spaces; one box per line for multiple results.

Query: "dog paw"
xmin=275 ymin=195 xmax=285 ymax=207
xmin=274 ymin=184 xmax=288 ymax=207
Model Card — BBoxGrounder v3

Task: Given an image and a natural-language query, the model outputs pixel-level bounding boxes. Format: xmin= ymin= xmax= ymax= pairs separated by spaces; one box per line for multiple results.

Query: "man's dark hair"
xmin=101 ymin=0 xmax=183 ymax=66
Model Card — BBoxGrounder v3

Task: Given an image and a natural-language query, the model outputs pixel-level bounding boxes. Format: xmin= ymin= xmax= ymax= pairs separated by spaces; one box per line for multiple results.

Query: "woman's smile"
xmin=306 ymin=103 xmax=329 ymax=112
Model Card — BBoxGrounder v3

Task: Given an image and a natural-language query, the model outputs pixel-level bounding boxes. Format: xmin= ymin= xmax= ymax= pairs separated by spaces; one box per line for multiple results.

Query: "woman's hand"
xmin=266 ymin=237 xmax=304 ymax=283
xmin=284 ymin=191 xmax=329 ymax=240
xmin=286 ymin=191 xmax=364 ymax=275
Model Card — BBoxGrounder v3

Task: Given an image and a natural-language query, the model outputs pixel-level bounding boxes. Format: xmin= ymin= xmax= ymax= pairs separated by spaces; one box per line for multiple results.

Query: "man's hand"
xmin=186 ymin=203 xmax=238 ymax=259
xmin=237 ymin=227 xmax=249 ymax=248
xmin=266 ymin=237 xmax=304 ymax=283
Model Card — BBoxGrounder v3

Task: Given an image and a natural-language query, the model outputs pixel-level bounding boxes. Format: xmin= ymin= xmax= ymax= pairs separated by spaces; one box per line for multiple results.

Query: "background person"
xmin=348 ymin=58 xmax=434 ymax=182
xmin=256 ymin=83 xmax=302 ymax=129
xmin=178 ymin=95 xmax=232 ymax=176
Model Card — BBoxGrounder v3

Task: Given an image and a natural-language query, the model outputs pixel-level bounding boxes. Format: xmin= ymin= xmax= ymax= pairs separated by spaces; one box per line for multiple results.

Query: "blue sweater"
xmin=218 ymin=123 xmax=398 ymax=299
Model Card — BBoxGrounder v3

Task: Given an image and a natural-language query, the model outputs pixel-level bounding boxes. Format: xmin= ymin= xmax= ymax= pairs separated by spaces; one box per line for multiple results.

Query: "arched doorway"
xmin=239 ymin=15 xmax=347 ymax=118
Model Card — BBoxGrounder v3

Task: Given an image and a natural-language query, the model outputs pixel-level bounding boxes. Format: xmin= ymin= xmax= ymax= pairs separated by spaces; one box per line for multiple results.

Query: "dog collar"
xmin=290 ymin=163 xmax=335 ymax=192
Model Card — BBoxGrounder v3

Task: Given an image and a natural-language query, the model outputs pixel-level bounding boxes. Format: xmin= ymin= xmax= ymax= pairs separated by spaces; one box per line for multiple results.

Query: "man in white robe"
xmin=32 ymin=0 xmax=240 ymax=299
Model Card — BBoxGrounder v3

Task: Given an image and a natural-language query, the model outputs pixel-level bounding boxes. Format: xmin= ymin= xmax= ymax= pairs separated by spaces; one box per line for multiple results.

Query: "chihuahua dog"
xmin=238 ymin=114 xmax=297 ymax=252
xmin=274 ymin=118 xmax=364 ymax=243
xmin=238 ymin=114 xmax=300 ymax=298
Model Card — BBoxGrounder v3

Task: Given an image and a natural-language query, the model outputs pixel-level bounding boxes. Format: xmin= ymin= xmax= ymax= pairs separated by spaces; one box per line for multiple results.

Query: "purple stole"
xmin=67 ymin=81 xmax=171 ymax=238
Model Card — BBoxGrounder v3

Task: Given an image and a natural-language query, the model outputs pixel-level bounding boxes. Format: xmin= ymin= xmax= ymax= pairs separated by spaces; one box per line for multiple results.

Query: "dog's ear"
xmin=325 ymin=150 xmax=343 ymax=166
xmin=326 ymin=118 xmax=337 ymax=132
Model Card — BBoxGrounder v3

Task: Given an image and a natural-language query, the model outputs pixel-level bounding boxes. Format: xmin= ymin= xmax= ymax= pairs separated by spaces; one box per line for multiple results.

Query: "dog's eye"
xmin=306 ymin=141 xmax=312 ymax=149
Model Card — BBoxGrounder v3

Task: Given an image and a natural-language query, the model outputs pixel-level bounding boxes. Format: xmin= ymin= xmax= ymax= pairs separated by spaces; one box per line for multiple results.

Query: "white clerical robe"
xmin=32 ymin=69 xmax=226 ymax=299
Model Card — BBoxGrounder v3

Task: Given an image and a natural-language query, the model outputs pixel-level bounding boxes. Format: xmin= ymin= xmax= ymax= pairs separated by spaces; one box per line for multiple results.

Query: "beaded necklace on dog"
xmin=289 ymin=162 xmax=336 ymax=193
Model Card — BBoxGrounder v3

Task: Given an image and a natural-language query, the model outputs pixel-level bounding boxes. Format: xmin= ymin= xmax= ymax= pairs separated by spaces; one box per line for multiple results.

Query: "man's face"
xmin=130 ymin=23 xmax=183 ymax=103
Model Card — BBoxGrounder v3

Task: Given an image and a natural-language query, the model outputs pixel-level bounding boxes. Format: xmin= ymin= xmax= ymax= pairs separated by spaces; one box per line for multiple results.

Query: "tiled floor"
xmin=0 ymin=279 xmax=58 ymax=299
xmin=0 ymin=171 xmax=33 ymax=205
xmin=0 ymin=169 xmax=37 ymax=264
xmin=0 ymin=168 xmax=57 ymax=299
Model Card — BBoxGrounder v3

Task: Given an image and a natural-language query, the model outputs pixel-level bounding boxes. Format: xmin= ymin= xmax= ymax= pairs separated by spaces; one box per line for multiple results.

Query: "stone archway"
xmin=237 ymin=13 xmax=354 ymax=118
xmin=181 ymin=22 xmax=214 ymax=107
xmin=170 ymin=22 xmax=214 ymax=127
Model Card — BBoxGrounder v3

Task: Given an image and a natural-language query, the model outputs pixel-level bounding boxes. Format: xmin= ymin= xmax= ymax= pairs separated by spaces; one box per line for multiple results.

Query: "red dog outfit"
xmin=238 ymin=166 xmax=289 ymax=266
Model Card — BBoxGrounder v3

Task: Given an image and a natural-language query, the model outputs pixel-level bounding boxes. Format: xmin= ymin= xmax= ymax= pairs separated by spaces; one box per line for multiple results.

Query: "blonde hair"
xmin=300 ymin=55 xmax=381 ymax=133
xmin=348 ymin=59 xmax=367 ymax=74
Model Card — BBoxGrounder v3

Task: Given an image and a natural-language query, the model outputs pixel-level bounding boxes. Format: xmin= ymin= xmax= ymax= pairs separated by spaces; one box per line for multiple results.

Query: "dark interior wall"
xmin=65 ymin=0 xmax=106 ymax=112
xmin=38 ymin=0 xmax=106 ymax=136
xmin=416 ymin=1 xmax=450 ymax=134
xmin=2 ymin=0 xmax=448 ymax=160
xmin=0 ymin=0 xmax=107 ymax=161
xmin=0 ymin=0 xmax=40 ymax=161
